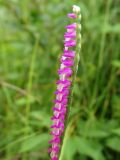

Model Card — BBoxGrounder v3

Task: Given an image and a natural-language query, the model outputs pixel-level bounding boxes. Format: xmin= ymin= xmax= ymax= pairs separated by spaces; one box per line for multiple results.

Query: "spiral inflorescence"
xmin=48 ymin=5 xmax=81 ymax=160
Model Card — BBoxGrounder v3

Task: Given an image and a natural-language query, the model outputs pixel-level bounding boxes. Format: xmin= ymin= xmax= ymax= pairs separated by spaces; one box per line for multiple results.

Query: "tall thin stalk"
xmin=48 ymin=5 xmax=81 ymax=160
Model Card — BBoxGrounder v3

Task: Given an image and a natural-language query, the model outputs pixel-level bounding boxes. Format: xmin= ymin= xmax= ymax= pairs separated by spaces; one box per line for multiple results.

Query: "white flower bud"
xmin=73 ymin=5 xmax=80 ymax=13
xmin=78 ymin=24 xmax=82 ymax=30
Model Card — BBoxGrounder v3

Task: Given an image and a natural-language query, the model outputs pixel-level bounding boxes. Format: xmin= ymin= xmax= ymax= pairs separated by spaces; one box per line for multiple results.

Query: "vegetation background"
xmin=0 ymin=0 xmax=120 ymax=160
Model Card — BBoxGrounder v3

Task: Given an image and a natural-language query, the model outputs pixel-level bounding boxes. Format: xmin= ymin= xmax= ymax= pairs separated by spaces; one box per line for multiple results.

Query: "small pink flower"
xmin=64 ymin=40 xmax=76 ymax=47
xmin=67 ymin=13 xmax=77 ymax=18
xmin=65 ymin=23 xmax=76 ymax=29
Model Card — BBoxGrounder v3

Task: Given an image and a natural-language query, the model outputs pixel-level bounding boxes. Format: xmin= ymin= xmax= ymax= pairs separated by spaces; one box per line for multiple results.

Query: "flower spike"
xmin=49 ymin=5 xmax=81 ymax=160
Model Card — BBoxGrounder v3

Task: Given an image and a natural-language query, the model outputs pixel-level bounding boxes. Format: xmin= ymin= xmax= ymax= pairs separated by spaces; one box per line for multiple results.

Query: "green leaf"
xmin=106 ymin=137 xmax=120 ymax=152
xmin=64 ymin=136 xmax=105 ymax=160
xmin=112 ymin=96 xmax=120 ymax=118
xmin=111 ymin=128 xmax=120 ymax=136
xmin=20 ymin=134 xmax=50 ymax=152
xmin=88 ymin=129 xmax=109 ymax=138
xmin=102 ymin=24 xmax=120 ymax=33
xmin=74 ymin=137 xmax=105 ymax=160
xmin=16 ymin=97 xmax=35 ymax=106
xmin=78 ymin=120 xmax=110 ymax=138
xmin=63 ymin=137 xmax=77 ymax=160
xmin=112 ymin=60 xmax=120 ymax=68
xmin=30 ymin=111 xmax=51 ymax=127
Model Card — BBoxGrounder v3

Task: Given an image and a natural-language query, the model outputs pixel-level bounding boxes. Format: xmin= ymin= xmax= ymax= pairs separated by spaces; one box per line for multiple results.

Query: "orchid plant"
xmin=48 ymin=5 xmax=81 ymax=160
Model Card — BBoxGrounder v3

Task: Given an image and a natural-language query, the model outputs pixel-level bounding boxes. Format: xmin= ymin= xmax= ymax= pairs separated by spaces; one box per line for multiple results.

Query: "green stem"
xmin=23 ymin=38 xmax=38 ymax=160
xmin=59 ymin=123 xmax=71 ymax=160
xmin=25 ymin=38 xmax=38 ymax=133
xmin=89 ymin=0 xmax=112 ymax=109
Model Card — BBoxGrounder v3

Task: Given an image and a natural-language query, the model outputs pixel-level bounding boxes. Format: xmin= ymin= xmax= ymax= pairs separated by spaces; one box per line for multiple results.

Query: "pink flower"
xmin=67 ymin=13 xmax=77 ymax=19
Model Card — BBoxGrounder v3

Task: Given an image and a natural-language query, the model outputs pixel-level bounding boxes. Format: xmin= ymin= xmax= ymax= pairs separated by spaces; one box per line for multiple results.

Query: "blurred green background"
xmin=0 ymin=0 xmax=120 ymax=160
